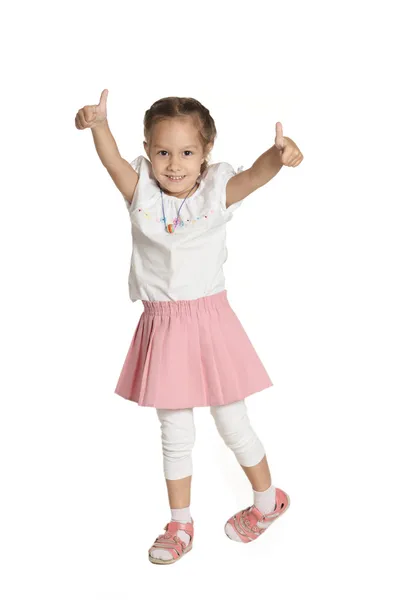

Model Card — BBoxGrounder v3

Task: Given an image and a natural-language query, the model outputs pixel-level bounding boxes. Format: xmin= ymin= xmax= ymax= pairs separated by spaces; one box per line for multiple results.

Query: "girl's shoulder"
xmin=203 ymin=161 xmax=246 ymax=218
xmin=123 ymin=156 xmax=159 ymax=213
xmin=205 ymin=161 xmax=244 ymax=181
xmin=129 ymin=155 xmax=162 ymax=192
xmin=129 ymin=155 xmax=151 ymax=176
xmin=202 ymin=162 xmax=245 ymax=199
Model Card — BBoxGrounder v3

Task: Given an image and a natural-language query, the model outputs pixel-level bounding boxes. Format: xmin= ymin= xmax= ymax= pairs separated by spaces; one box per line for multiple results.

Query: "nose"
xmin=168 ymin=156 xmax=182 ymax=172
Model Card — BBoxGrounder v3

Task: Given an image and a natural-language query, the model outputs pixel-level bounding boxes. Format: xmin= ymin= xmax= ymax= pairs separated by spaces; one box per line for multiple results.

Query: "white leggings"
xmin=156 ymin=399 xmax=265 ymax=480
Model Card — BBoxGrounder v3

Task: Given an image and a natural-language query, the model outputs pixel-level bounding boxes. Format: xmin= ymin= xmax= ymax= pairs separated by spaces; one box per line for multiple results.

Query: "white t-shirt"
xmin=124 ymin=155 xmax=244 ymax=303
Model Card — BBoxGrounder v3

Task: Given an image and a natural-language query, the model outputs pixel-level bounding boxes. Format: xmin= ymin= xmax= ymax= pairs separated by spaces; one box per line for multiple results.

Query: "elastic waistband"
xmin=142 ymin=290 xmax=229 ymax=316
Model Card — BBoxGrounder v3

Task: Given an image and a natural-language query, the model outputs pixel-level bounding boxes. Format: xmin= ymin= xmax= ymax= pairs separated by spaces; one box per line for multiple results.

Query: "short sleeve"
xmin=216 ymin=162 xmax=245 ymax=221
xmin=123 ymin=155 xmax=144 ymax=213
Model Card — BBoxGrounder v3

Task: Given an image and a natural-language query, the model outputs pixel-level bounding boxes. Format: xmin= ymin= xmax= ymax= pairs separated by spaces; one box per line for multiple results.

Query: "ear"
xmin=143 ymin=141 xmax=149 ymax=158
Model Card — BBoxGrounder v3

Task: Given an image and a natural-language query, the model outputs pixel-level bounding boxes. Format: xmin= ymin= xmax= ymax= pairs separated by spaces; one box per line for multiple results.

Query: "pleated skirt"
xmin=114 ymin=290 xmax=273 ymax=409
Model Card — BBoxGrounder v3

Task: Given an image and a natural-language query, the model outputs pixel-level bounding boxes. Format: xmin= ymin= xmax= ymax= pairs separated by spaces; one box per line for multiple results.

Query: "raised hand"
xmin=75 ymin=89 xmax=108 ymax=130
xmin=274 ymin=122 xmax=303 ymax=167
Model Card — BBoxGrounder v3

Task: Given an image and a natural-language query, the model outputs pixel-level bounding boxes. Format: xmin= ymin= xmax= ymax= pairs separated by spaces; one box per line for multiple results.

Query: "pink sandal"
xmin=225 ymin=487 xmax=290 ymax=543
xmin=148 ymin=519 xmax=194 ymax=565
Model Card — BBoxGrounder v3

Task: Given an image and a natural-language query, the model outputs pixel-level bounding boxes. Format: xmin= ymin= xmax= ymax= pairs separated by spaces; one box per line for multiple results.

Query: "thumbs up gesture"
xmin=75 ymin=89 xmax=108 ymax=130
xmin=274 ymin=122 xmax=303 ymax=167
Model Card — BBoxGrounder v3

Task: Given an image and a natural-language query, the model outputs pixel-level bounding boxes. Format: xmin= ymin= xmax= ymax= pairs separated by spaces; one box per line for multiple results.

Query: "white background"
xmin=1 ymin=0 xmax=398 ymax=598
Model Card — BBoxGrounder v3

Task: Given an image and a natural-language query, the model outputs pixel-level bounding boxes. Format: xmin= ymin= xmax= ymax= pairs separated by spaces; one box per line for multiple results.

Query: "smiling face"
xmin=144 ymin=117 xmax=212 ymax=199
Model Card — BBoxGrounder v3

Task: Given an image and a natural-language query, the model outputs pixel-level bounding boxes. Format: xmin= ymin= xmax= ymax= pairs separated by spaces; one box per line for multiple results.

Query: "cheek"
xmin=151 ymin=162 xmax=163 ymax=181
xmin=190 ymin=159 xmax=203 ymax=174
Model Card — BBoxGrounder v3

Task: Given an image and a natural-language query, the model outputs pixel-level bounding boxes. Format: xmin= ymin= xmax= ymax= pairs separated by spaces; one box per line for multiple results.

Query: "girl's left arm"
xmin=226 ymin=122 xmax=304 ymax=208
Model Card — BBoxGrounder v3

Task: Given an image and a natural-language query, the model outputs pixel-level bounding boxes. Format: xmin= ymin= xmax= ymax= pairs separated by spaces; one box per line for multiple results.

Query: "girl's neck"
xmin=159 ymin=181 xmax=200 ymax=199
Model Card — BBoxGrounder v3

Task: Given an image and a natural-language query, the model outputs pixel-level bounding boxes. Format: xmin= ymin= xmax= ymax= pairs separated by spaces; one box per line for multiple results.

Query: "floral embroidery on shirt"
xmin=138 ymin=208 xmax=215 ymax=225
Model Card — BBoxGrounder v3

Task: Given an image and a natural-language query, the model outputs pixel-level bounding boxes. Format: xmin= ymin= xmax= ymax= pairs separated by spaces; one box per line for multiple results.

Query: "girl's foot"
xmin=224 ymin=488 xmax=290 ymax=543
xmin=148 ymin=519 xmax=194 ymax=564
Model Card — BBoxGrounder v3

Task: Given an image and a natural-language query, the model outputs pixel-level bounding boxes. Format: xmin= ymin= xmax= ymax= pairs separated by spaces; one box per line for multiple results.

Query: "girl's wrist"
xmin=92 ymin=118 xmax=108 ymax=130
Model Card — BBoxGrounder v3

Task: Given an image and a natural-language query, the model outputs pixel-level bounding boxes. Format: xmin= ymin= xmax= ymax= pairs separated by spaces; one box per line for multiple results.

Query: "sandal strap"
xmin=151 ymin=538 xmax=184 ymax=559
xmin=227 ymin=488 xmax=289 ymax=542
xmin=163 ymin=520 xmax=194 ymax=542
xmin=236 ymin=512 xmax=262 ymax=539
xmin=149 ymin=520 xmax=194 ymax=559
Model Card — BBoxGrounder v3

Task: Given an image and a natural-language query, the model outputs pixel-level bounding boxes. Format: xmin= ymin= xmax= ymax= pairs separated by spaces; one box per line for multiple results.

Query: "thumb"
xmin=98 ymin=88 xmax=108 ymax=110
xmin=275 ymin=121 xmax=284 ymax=148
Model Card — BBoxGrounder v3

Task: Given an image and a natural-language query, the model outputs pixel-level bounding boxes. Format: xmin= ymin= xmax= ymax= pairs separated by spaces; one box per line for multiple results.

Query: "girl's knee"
xmin=210 ymin=400 xmax=265 ymax=464
xmin=157 ymin=407 xmax=196 ymax=459
xmin=210 ymin=399 xmax=248 ymax=434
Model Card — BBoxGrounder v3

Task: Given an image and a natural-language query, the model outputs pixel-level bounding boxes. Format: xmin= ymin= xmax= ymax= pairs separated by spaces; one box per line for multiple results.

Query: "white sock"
xmin=253 ymin=484 xmax=276 ymax=528
xmin=225 ymin=484 xmax=276 ymax=542
xmin=150 ymin=506 xmax=192 ymax=561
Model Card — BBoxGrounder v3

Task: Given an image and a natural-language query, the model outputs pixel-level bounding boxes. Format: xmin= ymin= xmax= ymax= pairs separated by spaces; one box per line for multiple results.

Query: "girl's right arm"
xmin=75 ymin=89 xmax=139 ymax=204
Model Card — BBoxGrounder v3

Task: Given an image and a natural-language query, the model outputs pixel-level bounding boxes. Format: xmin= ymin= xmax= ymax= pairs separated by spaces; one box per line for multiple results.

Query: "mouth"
xmin=165 ymin=175 xmax=186 ymax=182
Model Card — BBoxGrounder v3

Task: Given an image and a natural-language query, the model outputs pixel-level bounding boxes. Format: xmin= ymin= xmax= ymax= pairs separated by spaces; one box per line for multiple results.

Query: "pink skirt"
xmin=114 ymin=290 xmax=273 ymax=409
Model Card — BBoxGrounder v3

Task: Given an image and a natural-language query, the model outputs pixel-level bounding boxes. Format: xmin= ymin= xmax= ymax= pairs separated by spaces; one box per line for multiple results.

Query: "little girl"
xmin=75 ymin=90 xmax=303 ymax=565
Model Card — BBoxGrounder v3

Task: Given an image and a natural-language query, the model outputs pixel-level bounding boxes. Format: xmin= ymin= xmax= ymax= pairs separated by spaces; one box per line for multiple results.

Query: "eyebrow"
xmin=154 ymin=144 xmax=198 ymax=150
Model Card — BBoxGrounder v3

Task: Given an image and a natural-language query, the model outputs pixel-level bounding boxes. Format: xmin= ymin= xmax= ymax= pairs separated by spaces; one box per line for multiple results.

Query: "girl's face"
xmin=144 ymin=117 xmax=211 ymax=198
